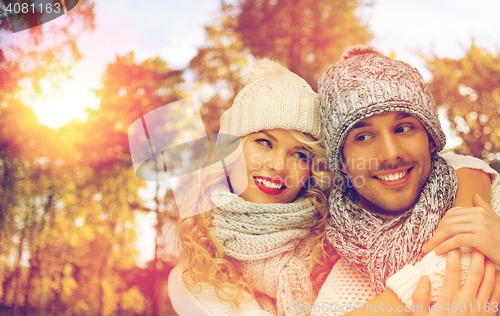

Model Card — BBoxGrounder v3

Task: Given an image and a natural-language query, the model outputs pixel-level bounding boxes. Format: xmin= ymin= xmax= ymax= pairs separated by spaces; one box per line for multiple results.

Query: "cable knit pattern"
xmin=211 ymin=189 xmax=319 ymax=315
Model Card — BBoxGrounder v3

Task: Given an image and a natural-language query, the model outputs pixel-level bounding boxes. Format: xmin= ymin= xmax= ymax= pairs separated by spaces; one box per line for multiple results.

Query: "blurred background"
xmin=1 ymin=0 xmax=499 ymax=315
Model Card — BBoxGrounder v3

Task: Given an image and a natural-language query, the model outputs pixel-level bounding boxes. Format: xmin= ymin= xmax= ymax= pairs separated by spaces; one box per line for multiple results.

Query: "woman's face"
xmin=229 ymin=129 xmax=313 ymax=204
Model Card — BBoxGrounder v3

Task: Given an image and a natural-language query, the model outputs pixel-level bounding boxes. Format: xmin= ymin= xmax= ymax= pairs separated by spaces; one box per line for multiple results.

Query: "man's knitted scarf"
xmin=211 ymin=188 xmax=319 ymax=315
xmin=326 ymin=155 xmax=457 ymax=294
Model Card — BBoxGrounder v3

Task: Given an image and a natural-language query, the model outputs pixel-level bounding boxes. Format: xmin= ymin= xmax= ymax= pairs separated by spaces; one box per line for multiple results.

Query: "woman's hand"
xmin=412 ymin=248 xmax=500 ymax=316
xmin=423 ymin=194 xmax=500 ymax=265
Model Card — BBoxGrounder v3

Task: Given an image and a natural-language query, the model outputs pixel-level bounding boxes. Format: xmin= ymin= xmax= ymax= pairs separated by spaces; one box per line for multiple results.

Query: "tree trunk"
xmin=23 ymin=193 xmax=53 ymax=316
xmin=152 ymin=180 xmax=163 ymax=316
xmin=9 ymin=229 xmax=26 ymax=316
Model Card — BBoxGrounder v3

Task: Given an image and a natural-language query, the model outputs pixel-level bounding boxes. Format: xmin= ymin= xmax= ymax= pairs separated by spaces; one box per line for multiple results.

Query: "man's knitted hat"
xmin=318 ymin=46 xmax=446 ymax=173
xmin=218 ymin=58 xmax=321 ymax=141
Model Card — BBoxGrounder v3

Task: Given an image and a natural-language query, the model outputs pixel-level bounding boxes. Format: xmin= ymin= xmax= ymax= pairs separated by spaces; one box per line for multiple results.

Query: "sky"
xmin=4 ymin=0 xmax=500 ymax=130
xmin=3 ymin=0 xmax=500 ymax=266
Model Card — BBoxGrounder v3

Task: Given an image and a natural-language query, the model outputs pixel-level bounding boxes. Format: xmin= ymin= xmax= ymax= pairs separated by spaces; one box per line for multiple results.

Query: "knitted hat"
xmin=318 ymin=46 xmax=446 ymax=173
xmin=218 ymin=58 xmax=321 ymax=144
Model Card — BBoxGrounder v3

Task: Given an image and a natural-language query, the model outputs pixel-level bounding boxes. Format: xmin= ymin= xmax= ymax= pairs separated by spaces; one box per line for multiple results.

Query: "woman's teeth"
xmin=255 ymin=178 xmax=284 ymax=189
xmin=376 ymin=170 xmax=408 ymax=181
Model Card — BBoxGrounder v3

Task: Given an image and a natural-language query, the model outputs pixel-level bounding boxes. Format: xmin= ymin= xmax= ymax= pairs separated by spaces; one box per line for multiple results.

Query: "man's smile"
xmin=373 ymin=167 xmax=413 ymax=187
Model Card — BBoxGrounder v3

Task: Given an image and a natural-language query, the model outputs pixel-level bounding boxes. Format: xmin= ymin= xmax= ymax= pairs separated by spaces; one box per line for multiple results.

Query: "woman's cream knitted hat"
xmin=218 ymin=58 xmax=322 ymax=140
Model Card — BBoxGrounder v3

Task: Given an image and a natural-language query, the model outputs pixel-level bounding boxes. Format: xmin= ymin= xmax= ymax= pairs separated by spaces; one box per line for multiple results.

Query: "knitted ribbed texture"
xmin=386 ymin=249 xmax=472 ymax=305
xmin=211 ymin=189 xmax=319 ymax=260
xmin=254 ymin=291 xmax=277 ymax=315
xmin=326 ymin=155 xmax=457 ymax=294
xmin=442 ymin=153 xmax=499 ymax=177
xmin=217 ymin=58 xmax=321 ymax=149
xmin=318 ymin=46 xmax=446 ymax=173
xmin=211 ymin=189 xmax=318 ymax=316
xmin=241 ymin=240 xmax=314 ymax=316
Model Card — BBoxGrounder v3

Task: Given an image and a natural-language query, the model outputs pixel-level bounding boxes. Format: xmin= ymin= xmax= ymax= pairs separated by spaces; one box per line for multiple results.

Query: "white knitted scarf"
xmin=326 ymin=155 xmax=457 ymax=294
xmin=211 ymin=188 xmax=319 ymax=315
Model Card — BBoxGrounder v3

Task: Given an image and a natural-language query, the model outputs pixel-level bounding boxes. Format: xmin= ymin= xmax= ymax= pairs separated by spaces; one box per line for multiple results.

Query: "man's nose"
xmin=377 ymin=131 xmax=403 ymax=163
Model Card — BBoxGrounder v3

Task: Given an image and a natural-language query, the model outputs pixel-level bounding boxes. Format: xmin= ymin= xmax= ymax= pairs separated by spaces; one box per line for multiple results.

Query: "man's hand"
xmin=412 ymin=249 xmax=500 ymax=316
xmin=422 ymin=194 xmax=500 ymax=265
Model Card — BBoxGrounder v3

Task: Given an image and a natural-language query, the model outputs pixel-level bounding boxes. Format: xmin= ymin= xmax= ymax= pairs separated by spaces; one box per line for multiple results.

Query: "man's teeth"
xmin=376 ymin=170 xmax=408 ymax=181
xmin=255 ymin=178 xmax=284 ymax=189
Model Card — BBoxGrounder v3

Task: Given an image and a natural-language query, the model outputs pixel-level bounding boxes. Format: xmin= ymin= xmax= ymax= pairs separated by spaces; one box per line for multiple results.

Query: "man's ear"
xmin=429 ymin=140 xmax=436 ymax=153
xmin=340 ymin=158 xmax=348 ymax=174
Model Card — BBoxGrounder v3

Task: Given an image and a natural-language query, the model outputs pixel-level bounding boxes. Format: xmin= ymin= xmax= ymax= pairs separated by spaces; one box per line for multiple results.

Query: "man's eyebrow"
xmin=351 ymin=121 xmax=371 ymax=130
xmin=259 ymin=130 xmax=278 ymax=142
xmin=351 ymin=113 xmax=414 ymax=130
xmin=395 ymin=112 xmax=412 ymax=120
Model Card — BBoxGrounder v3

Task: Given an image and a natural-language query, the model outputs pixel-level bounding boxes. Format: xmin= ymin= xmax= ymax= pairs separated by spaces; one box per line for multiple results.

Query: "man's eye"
xmin=356 ymin=134 xmax=372 ymax=141
xmin=255 ymin=139 xmax=272 ymax=148
xmin=396 ymin=126 xmax=412 ymax=133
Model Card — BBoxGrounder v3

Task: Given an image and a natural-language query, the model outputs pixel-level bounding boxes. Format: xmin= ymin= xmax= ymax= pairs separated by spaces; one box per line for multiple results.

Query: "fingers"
xmin=476 ymin=258 xmax=496 ymax=303
xmin=489 ymin=271 xmax=500 ymax=309
xmin=423 ymin=205 xmax=496 ymax=255
xmin=480 ymin=270 xmax=500 ymax=316
xmin=433 ymin=234 xmax=477 ymax=256
xmin=412 ymin=276 xmax=431 ymax=316
xmin=440 ymin=248 xmax=461 ymax=302
xmin=422 ymin=208 xmax=476 ymax=253
xmin=462 ymin=250 xmax=485 ymax=298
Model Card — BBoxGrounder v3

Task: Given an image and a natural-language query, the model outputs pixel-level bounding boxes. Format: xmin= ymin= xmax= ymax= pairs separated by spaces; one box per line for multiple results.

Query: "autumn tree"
xmin=188 ymin=4 xmax=251 ymax=135
xmin=425 ymin=43 xmax=500 ymax=163
xmin=234 ymin=0 xmax=372 ymax=88
xmin=0 ymin=2 xmax=153 ymax=315
xmin=86 ymin=52 xmax=186 ymax=316
xmin=0 ymin=1 xmax=95 ymax=314
xmin=189 ymin=0 xmax=372 ymax=135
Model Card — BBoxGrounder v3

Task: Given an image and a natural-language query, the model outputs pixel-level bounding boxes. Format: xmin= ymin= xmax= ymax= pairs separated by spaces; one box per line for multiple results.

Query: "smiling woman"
xmin=230 ymin=129 xmax=314 ymax=204
xmin=168 ymin=58 xmax=337 ymax=316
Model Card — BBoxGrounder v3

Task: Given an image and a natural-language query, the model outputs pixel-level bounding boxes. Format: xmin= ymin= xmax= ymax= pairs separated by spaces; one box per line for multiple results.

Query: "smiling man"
xmin=341 ymin=111 xmax=435 ymax=215
xmin=313 ymin=45 xmax=500 ymax=314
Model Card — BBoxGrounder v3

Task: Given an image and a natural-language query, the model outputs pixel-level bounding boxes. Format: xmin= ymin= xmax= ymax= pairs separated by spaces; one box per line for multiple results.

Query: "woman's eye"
xmin=294 ymin=152 xmax=311 ymax=162
xmin=356 ymin=134 xmax=372 ymax=141
xmin=396 ymin=126 xmax=412 ymax=133
xmin=255 ymin=139 xmax=272 ymax=148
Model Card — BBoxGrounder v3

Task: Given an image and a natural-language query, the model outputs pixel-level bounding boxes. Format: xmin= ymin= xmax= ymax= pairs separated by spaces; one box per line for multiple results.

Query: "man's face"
xmin=341 ymin=112 xmax=436 ymax=215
